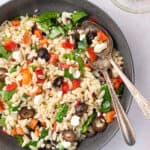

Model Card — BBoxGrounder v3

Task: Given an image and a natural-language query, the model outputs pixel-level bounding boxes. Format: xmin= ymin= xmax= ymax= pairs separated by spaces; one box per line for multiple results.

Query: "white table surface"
xmin=0 ymin=0 xmax=150 ymax=150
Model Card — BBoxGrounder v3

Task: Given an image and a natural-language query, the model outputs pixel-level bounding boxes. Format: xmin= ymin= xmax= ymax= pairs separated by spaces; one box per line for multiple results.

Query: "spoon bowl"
xmin=81 ymin=21 xmax=113 ymax=60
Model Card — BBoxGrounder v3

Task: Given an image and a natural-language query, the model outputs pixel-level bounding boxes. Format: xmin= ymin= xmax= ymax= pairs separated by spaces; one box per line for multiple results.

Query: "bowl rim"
xmin=0 ymin=0 xmax=135 ymax=149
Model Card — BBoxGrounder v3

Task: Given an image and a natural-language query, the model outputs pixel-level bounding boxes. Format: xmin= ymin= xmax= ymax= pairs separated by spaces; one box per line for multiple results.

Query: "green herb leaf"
xmin=2 ymin=90 xmax=16 ymax=101
xmin=99 ymin=84 xmax=111 ymax=113
xmin=0 ymin=44 xmax=11 ymax=58
xmin=40 ymin=21 xmax=53 ymax=31
xmin=9 ymin=64 xmax=19 ymax=73
xmin=64 ymin=69 xmax=74 ymax=79
xmin=24 ymin=140 xmax=38 ymax=148
xmin=7 ymin=100 xmax=22 ymax=113
xmin=31 ymin=44 xmax=38 ymax=50
xmin=0 ymin=118 xmax=6 ymax=128
xmin=81 ymin=111 xmax=97 ymax=133
xmin=55 ymin=104 xmax=68 ymax=123
xmin=22 ymin=93 xmax=29 ymax=99
xmin=33 ymin=12 xmax=60 ymax=22
xmin=29 ymin=65 xmax=36 ymax=72
xmin=63 ymin=52 xmax=85 ymax=76
xmin=57 ymin=143 xmax=65 ymax=150
xmin=40 ymin=128 xmax=49 ymax=139
xmin=116 ymin=83 xmax=124 ymax=96
xmin=49 ymin=26 xmax=64 ymax=39
xmin=15 ymin=135 xmax=23 ymax=146
xmin=72 ymin=11 xmax=88 ymax=23
xmin=77 ymin=39 xmax=87 ymax=50
xmin=63 ymin=23 xmax=73 ymax=31
xmin=74 ymin=56 xmax=84 ymax=74
xmin=63 ymin=53 xmax=74 ymax=60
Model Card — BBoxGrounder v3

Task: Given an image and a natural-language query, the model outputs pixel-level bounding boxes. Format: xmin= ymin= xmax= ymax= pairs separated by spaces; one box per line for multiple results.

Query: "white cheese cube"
xmin=61 ymin=141 xmax=71 ymax=149
xmin=33 ymin=95 xmax=42 ymax=105
xmin=94 ymin=42 xmax=107 ymax=53
xmin=12 ymin=51 xmax=23 ymax=62
xmin=71 ymin=115 xmax=80 ymax=126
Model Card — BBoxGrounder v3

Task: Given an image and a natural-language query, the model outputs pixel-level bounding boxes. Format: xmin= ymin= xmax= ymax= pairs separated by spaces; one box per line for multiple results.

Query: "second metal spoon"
xmin=102 ymin=69 xmax=136 ymax=145
xmin=81 ymin=21 xmax=136 ymax=145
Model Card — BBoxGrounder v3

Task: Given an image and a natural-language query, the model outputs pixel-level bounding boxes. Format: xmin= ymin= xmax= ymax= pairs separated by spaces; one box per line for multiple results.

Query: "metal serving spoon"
xmin=81 ymin=21 xmax=136 ymax=145
xmin=83 ymin=21 xmax=150 ymax=119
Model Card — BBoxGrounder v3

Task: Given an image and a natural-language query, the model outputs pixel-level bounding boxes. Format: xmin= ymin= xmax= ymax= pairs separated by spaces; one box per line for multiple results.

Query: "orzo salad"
xmin=0 ymin=11 xmax=124 ymax=150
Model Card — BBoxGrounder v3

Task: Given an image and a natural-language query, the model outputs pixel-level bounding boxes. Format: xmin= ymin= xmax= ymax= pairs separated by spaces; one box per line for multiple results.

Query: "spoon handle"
xmin=110 ymin=58 xmax=150 ymax=119
xmin=102 ymin=70 xmax=136 ymax=145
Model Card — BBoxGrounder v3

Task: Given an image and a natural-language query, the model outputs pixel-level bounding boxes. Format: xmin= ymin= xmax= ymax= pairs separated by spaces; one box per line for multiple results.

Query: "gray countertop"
xmin=0 ymin=0 xmax=150 ymax=150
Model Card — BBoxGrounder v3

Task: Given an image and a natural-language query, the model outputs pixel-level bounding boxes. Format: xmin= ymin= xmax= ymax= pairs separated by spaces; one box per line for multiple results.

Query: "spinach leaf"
xmin=40 ymin=128 xmax=49 ymax=139
xmin=63 ymin=51 xmax=85 ymax=75
xmin=15 ymin=135 xmax=23 ymax=146
xmin=22 ymin=93 xmax=29 ymax=99
xmin=81 ymin=111 xmax=97 ymax=133
xmin=29 ymin=65 xmax=36 ymax=72
xmin=2 ymin=90 xmax=16 ymax=101
xmin=0 ymin=44 xmax=11 ymax=58
xmin=33 ymin=11 xmax=60 ymax=22
xmin=77 ymin=38 xmax=87 ymax=50
xmin=7 ymin=100 xmax=22 ymax=113
xmin=63 ymin=53 xmax=74 ymax=60
xmin=74 ymin=56 xmax=84 ymax=74
xmin=9 ymin=64 xmax=19 ymax=73
xmin=57 ymin=143 xmax=65 ymax=150
xmin=24 ymin=140 xmax=38 ymax=148
xmin=40 ymin=21 xmax=53 ymax=31
xmin=49 ymin=26 xmax=64 ymax=39
xmin=99 ymin=84 xmax=111 ymax=113
xmin=116 ymin=83 xmax=124 ymax=96
xmin=63 ymin=23 xmax=73 ymax=32
xmin=55 ymin=104 xmax=68 ymax=123
xmin=72 ymin=11 xmax=88 ymax=23
xmin=64 ymin=69 xmax=74 ymax=79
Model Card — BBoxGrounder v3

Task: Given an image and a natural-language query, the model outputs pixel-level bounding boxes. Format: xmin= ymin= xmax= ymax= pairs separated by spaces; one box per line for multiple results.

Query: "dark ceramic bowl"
xmin=0 ymin=0 xmax=134 ymax=150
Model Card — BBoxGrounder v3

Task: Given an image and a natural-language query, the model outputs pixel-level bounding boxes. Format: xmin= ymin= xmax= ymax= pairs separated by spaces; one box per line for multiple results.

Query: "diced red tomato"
xmin=72 ymin=79 xmax=80 ymax=90
xmin=4 ymin=40 xmax=17 ymax=51
xmin=35 ymin=68 xmax=45 ymax=83
xmin=89 ymin=17 xmax=98 ymax=23
xmin=61 ymin=39 xmax=74 ymax=49
xmin=49 ymin=53 xmax=58 ymax=64
xmin=0 ymin=102 xmax=5 ymax=111
xmin=6 ymin=82 xmax=17 ymax=91
xmin=111 ymin=76 xmax=123 ymax=89
xmin=59 ymin=63 xmax=70 ymax=69
xmin=52 ymin=122 xmax=57 ymax=131
xmin=74 ymin=100 xmax=81 ymax=108
xmin=87 ymin=47 xmax=97 ymax=62
xmin=97 ymin=30 xmax=108 ymax=42
xmin=61 ymin=82 xmax=69 ymax=94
